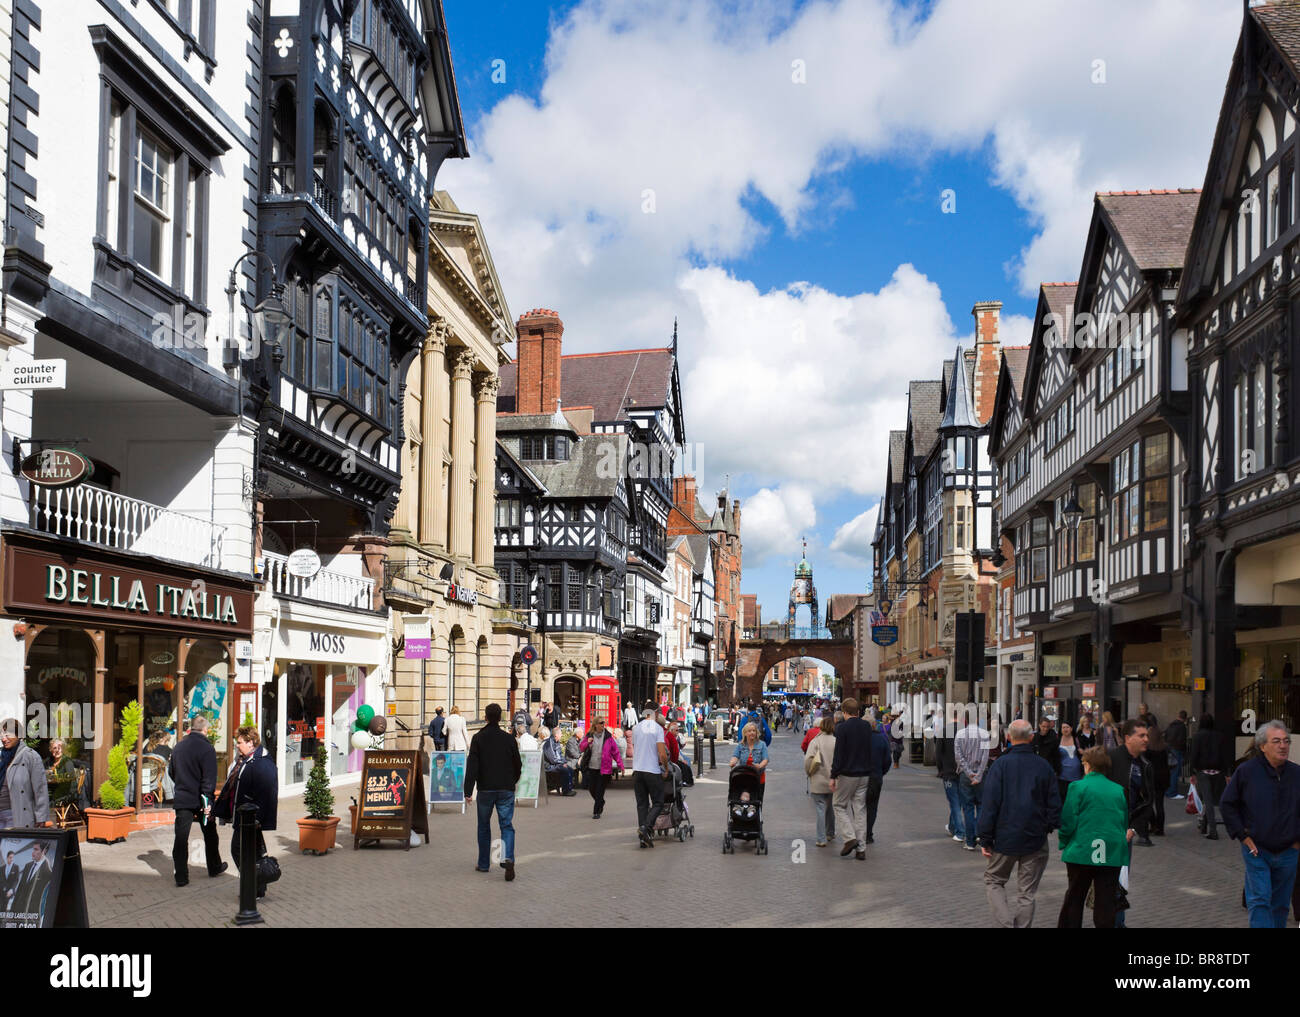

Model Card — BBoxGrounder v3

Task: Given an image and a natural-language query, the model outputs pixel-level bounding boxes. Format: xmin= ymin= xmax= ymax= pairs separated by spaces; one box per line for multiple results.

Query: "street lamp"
xmin=226 ymin=250 xmax=290 ymax=369
xmin=1061 ymin=484 xmax=1084 ymax=529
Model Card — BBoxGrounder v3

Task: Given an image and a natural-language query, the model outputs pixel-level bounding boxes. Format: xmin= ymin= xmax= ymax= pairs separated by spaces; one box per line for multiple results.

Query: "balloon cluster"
xmin=349 ymin=704 xmax=388 ymax=750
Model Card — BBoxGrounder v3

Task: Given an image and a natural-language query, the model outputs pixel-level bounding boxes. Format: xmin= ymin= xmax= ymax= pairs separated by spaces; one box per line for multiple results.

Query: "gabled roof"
xmin=523 ymin=433 xmax=630 ymax=500
xmin=1019 ymin=283 xmax=1077 ymax=421
xmin=1095 ymin=191 xmax=1201 ymax=272
xmin=1180 ymin=3 xmax=1297 ymax=308
xmin=495 ymin=439 xmax=547 ymax=494
xmin=498 ymin=348 xmax=676 ymax=423
xmin=988 ymin=346 xmax=1032 ymax=459
xmin=888 ymin=430 xmax=906 ymax=484
xmin=907 ymin=380 xmax=944 ymax=463
xmin=1003 ymin=346 xmax=1030 ymax=397
xmin=684 ymin=533 xmax=714 ymax=575
xmin=940 ymin=344 xmax=979 ymax=430
xmin=826 ymin=593 xmax=860 ymax=623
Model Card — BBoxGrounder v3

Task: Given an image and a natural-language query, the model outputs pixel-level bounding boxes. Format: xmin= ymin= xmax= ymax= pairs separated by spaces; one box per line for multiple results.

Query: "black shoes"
xmin=638 ymin=826 xmax=655 ymax=848
xmin=1135 ymin=836 xmax=1154 ymax=847
xmin=504 ymin=861 xmax=515 ymax=882
xmin=855 ymin=851 xmax=866 ymax=860
xmin=840 ymin=839 xmax=859 ymax=856
xmin=175 ymin=878 xmax=189 ymax=887
xmin=864 ymin=835 xmax=875 ymax=844
xmin=208 ymin=862 xmax=228 ymax=877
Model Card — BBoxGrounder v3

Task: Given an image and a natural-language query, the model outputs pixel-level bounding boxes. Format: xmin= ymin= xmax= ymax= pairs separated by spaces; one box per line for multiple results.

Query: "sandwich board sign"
xmin=355 ymin=750 xmax=429 ymax=849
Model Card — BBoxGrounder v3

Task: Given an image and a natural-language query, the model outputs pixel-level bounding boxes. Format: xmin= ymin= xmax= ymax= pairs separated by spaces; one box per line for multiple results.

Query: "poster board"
xmin=428 ymin=750 xmax=467 ymax=814
xmin=515 ymin=749 xmax=543 ymax=808
xmin=0 ymin=828 xmax=88 ymax=928
xmin=355 ymin=750 xmax=429 ymax=849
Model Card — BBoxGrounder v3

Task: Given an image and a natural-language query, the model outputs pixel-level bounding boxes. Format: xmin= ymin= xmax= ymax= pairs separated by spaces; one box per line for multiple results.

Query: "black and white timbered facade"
xmin=1179 ymin=3 xmax=1300 ymax=736
xmin=252 ymin=0 xmax=465 ymax=538
xmin=992 ymin=189 xmax=1198 ymax=721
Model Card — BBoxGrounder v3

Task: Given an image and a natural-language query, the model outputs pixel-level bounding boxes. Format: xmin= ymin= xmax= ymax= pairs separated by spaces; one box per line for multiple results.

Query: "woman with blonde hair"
xmin=444 ymin=705 xmax=469 ymax=752
xmin=730 ymin=721 xmax=770 ymax=801
xmin=1100 ymin=711 xmax=1119 ymax=751
xmin=805 ymin=715 xmax=836 ymax=846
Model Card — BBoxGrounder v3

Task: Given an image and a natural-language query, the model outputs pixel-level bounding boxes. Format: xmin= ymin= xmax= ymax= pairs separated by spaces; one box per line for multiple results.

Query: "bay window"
xmin=1143 ymin=433 xmax=1170 ymax=530
xmin=1031 ymin=516 xmax=1049 ymax=583
xmin=1077 ymin=482 xmax=1097 ymax=562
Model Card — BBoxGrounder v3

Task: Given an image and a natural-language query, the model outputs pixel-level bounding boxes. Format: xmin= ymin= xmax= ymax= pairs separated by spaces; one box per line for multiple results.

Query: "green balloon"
xmin=357 ymin=704 xmax=375 ymax=728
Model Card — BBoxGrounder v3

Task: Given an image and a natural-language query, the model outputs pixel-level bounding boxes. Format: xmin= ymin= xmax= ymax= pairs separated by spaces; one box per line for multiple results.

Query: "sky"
xmin=438 ymin=0 xmax=1242 ymax=618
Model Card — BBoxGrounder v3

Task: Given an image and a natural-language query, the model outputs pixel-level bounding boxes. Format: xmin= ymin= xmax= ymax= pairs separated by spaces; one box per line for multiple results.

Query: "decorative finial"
xmin=672 ymin=317 xmax=678 ymax=356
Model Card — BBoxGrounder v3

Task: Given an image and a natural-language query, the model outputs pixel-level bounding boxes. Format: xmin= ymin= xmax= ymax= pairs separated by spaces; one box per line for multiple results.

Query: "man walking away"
xmin=631 ymin=708 xmax=670 ymax=848
xmin=829 ymin=698 xmax=873 ymax=860
xmin=168 ymin=714 xmax=224 ymax=887
xmin=865 ymin=716 xmax=892 ymax=844
xmin=1190 ymin=713 xmax=1230 ymax=839
xmin=464 ymin=703 xmax=523 ymax=881
xmin=1220 ymin=720 xmax=1300 ymax=928
xmin=955 ymin=713 xmax=991 ymax=852
xmin=429 ymin=707 xmax=447 ymax=751
xmin=1165 ymin=711 xmax=1189 ymax=799
xmin=977 ymin=719 xmax=1061 ymax=928
xmin=935 ymin=726 xmax=964 ymax=842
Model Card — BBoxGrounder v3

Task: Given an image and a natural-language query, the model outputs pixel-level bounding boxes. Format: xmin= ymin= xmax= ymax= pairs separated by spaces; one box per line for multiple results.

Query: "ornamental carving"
xmin=474 ymin=374 xmax=500 ymax=401
xmin=451 ymin=349 xmax=476 ymax=380
xmin=425 ymin=319 xmax=450 ymax=353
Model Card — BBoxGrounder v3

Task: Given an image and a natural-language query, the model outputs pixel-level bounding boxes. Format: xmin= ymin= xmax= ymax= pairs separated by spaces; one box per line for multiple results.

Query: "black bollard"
xmin=694 ymin=733 xmax=703 ymax=777
xmin=233 ymin=802 xmax=263 ymax=926
xmin=709 ymin=735 xmax=716 ymax=770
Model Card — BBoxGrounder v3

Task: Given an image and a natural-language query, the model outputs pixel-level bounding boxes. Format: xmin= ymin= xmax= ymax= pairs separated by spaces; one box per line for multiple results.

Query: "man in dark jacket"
xmin=464 ymin=702 xmax=523 ymax=881
xmin=1106 ymin=719 xmax=1156 ymax=846
xmin=1031 ymin=718 xmax=1061 ymax=776
xmin=429 ymin=707 xmax=447 ymax=751
xmin=977 ymin=719 xmax=1061 ymax=928
xmin=168 ymin=715 xmax=224 ymax=887
xmin=830 ymin=698 xmax=874 ymax=859
xmin=936 ymin=731 xmax=964 ymax=842
xmin=1220 ymin=720 xmax=1300 ymax=927
xmin=1190 ymin=713 xmax=1231 ymax=839
xmin=1165 ymin=711 xmax=1189 ymax=799
xmin=864 ymin=718 xmax=892 ymax=844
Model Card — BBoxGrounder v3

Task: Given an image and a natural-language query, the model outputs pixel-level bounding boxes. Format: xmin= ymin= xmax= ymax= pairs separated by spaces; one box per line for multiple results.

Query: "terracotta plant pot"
xmin=297 ymin=815 xmax=341 ymax=855
xmin=84 ymin=807 xmax=136 ymax=844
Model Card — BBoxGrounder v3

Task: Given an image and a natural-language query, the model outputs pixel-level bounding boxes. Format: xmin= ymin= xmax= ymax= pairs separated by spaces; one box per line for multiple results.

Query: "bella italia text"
xmin=44 ymin=565 xmax=240 ymax=624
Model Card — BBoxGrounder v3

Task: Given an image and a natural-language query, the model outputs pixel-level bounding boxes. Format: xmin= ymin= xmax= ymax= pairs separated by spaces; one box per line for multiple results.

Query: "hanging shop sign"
xmin=404 ymin=616 xmax=431 ymax=659
xmin=446 ymin=583 xmax=478 ymax=607
xmin=871 ymin=624 xmax=899 ymax=647
xmin=19 ymin=448 xmax=90 ymax=489
xmin=3 ymin=543 xmax=253 ymax=636
xmin=285 ymin=548 xmax=322 ymax=579
xmin=1 ymin=358 xmax=66 ymax=391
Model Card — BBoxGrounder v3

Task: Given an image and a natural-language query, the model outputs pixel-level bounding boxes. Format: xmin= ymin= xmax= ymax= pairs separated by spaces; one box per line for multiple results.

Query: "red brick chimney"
xmin=515 ymin=309 xmax=563 ymax=415
xmin=971 ymin=300 xmax=1002 ymax=425
xmin=674 ymin=476 xmax=697 ymax=517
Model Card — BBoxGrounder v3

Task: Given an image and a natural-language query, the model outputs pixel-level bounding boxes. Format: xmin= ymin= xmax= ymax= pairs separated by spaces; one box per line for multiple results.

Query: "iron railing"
xmin=263 ymin=551 xmax=373 ymax=610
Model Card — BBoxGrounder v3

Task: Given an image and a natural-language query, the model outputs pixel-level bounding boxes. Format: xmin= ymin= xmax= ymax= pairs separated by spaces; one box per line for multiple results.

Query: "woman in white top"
xmin=514 ymin=717 xmax=539 ymax=751
xmin=804 ymin=716 xmax=837 ymax=847
xmin=443 ymin=706 xmax=470 ymax=752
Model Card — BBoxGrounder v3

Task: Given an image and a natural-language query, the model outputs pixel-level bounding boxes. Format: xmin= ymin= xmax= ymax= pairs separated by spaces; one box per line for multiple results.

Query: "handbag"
xmin=804 ymin=740 xmax=823 ymax=777
xmin=256 ymin=854 xmax=281 ymax=887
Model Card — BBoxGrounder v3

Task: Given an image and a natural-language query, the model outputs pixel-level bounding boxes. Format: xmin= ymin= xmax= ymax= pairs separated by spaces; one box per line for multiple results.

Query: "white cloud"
xmin=441 ymin=0 xmax=1240 ymax=544
xmin=829 ymin=502 xmax=881 ymax=566
xmin=740 ymin=485 xmax=817 ymax=567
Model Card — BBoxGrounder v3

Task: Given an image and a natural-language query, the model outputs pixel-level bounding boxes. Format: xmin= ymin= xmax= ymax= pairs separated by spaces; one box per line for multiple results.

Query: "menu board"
xmin=515 ymin=750 xmax=543 ymax=803
xmin=355 ymin=750 xmax=429 ymax=850
xmin=0 ymin=828 xmax=87 ymax=928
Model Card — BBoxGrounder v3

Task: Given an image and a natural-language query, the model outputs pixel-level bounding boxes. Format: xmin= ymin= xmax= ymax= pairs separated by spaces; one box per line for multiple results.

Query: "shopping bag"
xmin=1187 ymin=776 xmax=1203 ymax=815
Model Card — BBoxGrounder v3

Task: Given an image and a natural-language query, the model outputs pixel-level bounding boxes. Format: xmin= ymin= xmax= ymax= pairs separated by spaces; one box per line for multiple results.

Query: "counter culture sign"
xmin=355 ymin=750 xmax=428 ymax=849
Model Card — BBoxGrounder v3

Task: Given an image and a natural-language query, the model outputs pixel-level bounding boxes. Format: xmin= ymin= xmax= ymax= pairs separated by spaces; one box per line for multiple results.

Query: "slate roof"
xmin=1002 ymin=346 xmax=1031 ymax=401
xmin=497 ymin=348 xmax=675 ymax=420
xmin=826 ymin=593 xmax=860 ymax=623
xmin=1254 ymin=3 xmax=1300 ymax=76
xmin=941 ymin=344 xmax=979 ymax=430
xmin=888 ymin=430 xmax=906 ymax=483
xmin=1096 ymin=190 xmax=1200 ymax=272
xmin=907 ymin=380 xmax=944 ymax=460
xmin=517 ymin=432 xmax=629 ymax=499
xmin=495 ymin=412 xmax=578 ymax=437
xmin=684 ymin=533 xmax=714 ymax=575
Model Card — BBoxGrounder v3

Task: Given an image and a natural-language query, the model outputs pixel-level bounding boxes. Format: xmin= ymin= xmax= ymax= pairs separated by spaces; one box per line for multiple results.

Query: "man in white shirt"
xmin=623 ymin=702 xmax=639 ymax=731
xmin=954 ymin=716 xmax=991 ymax=851
xmin=631 ymin=709 xmax=670 ymax=848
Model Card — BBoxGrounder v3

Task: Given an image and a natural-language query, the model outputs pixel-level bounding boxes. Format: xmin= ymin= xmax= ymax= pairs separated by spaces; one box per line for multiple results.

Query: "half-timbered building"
xmin=1179 ymin=2 xmax=1300 ymax=739
xmin=994 ymin=188 xmax=1198 ymax=727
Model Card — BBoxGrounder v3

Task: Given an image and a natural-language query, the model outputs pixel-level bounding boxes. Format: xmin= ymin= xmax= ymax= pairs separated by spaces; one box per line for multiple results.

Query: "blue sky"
xmin=438 ymin=0 xmax=1240 ymax=619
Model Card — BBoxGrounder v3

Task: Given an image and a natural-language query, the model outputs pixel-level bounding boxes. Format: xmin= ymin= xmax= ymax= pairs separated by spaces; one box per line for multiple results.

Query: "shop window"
xmin=24 ymin=629 xmax=96 ymax=785
xmin=283 ymin=661 xmax=325 ymax=785
xmin=332 ymin=667 xmax=365 ymax=777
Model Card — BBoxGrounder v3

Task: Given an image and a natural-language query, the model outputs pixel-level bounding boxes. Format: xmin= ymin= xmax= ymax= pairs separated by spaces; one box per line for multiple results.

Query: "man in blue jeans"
xmin=464 ymin=702 xmax=523 ymax=881
xmin=1221 ymin=719 xmax=1300 ymax=928
xmin=935 ymin=731 xmax=964 ymax=842
xmin=954 ymin=715 xmax=990 ymax=851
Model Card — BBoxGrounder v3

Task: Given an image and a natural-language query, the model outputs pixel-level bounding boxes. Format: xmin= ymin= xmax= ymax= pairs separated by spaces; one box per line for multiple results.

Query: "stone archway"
xmin=735 ymin=635 xmax=856 ymax=705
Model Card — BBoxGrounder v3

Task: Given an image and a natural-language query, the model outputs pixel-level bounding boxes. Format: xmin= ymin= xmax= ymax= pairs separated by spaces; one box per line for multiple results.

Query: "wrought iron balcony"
xmin=263 ymin=551 xmax=374 ymax=610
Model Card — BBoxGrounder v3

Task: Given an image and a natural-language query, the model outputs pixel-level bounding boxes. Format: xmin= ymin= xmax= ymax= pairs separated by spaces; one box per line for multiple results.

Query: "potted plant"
xmin=85 ymin=700 xmax=141 ymax=844
xmin=297 ymin=745 xmax=339 ymax=854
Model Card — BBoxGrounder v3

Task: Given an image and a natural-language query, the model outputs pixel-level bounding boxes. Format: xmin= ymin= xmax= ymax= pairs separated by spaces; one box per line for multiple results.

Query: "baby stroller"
xmin=723 ymin=764 xmax=767 ymax=855
xmin=651 ymin=761 xmax=695 ymax=842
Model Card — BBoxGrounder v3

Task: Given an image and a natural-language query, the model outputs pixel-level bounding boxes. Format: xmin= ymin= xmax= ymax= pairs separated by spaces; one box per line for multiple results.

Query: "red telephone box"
xmin=586 ymin=673 xmax=620 ymax=729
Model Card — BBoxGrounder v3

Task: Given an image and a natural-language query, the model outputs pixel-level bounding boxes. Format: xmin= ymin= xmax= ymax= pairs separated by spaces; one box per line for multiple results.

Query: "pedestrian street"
xmin=78 ymin=728 xmax=1251 ymax=929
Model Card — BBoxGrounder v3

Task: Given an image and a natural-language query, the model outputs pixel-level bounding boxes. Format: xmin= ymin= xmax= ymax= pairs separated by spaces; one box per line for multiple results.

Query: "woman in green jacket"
xmin=1057 ymin=746 xmax=1132 ymax=928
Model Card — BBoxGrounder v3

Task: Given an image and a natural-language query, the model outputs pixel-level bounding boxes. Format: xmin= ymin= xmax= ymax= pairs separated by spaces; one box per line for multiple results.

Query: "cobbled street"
xmin=81 ymin=729 xmax=1251 ymax=928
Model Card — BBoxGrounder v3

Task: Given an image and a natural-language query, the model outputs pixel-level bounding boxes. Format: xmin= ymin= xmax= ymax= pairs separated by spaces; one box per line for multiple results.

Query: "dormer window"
xmin=520 ymin=435 xmax=569 ymax=461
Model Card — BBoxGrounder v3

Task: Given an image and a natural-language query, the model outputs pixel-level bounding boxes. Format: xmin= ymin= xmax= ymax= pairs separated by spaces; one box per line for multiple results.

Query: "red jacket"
xmin=801 ymin=727 xmax=821 ymax=753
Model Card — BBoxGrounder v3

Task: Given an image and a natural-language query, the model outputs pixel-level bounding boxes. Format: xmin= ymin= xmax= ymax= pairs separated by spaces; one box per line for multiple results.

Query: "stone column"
xmin=420 ymin=321 xmax=449 ymax=549
xmin=474 ymin=374 xmax=500 ymax=568
xmin=449 ymin=348 xmax=476 ymax=559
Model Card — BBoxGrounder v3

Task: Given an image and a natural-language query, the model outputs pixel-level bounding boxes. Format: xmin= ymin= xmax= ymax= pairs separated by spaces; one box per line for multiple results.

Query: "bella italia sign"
xmin=4 ymin=542 xmax=253 ymax=636
xmin=45 ymin=565 xmax=240 ymax=623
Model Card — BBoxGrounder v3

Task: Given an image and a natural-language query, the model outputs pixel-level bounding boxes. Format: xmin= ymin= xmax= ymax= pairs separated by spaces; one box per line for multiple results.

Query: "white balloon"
xmin=350 ymin=730 xmax=371 ymax=750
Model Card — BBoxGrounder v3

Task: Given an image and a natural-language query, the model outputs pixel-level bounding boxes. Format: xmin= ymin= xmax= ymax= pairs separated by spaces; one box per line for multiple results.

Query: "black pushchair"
xmin=651 ymin=761 xmax=695 ymax=841
xmin=723 ymin=764 xmax=767 ymax=855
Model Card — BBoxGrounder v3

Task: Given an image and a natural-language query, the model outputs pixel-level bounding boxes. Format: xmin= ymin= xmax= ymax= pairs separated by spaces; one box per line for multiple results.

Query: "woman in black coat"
xmin=218 ymin=725 xmax=278 ymax=878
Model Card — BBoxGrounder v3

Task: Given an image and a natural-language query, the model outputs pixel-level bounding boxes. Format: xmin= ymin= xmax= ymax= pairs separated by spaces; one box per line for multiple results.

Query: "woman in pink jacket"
xmin=578 ymin=716 xmax=624 ymax=819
